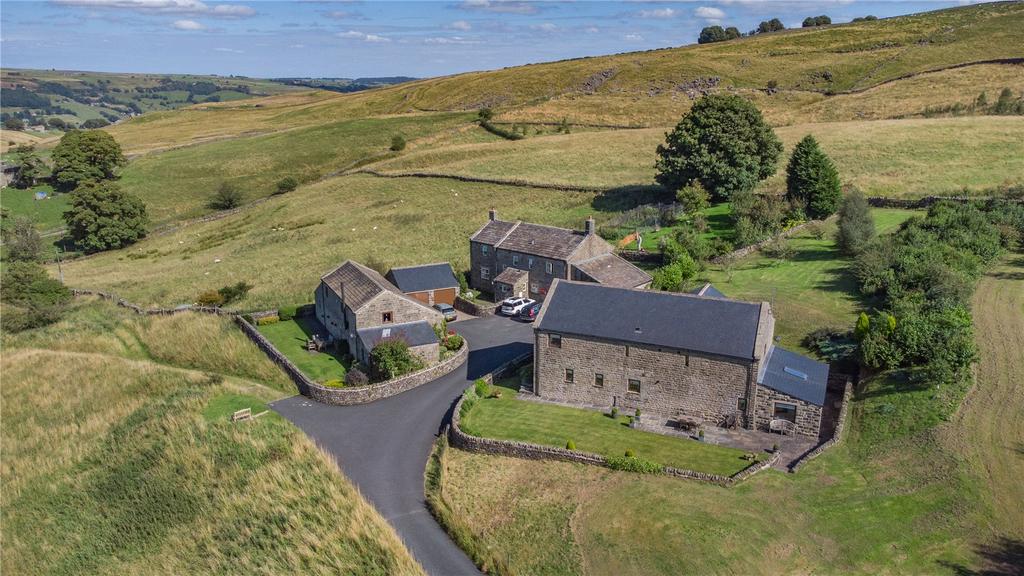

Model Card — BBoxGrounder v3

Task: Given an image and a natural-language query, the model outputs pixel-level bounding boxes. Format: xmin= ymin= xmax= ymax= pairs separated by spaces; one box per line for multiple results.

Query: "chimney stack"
xmin=584 ymin=216 xmax=595 ymax=235
xmin=488 ymin=208 xmax=497 ymax=221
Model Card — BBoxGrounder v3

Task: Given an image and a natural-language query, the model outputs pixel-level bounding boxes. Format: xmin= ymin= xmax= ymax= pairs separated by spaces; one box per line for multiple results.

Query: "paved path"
xmin=271 ymin=315 xmax=534 ymax=576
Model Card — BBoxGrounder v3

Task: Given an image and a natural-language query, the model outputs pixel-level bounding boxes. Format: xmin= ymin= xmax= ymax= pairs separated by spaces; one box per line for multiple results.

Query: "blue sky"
xmin=1 ymin=1 xmax=978 ymax=79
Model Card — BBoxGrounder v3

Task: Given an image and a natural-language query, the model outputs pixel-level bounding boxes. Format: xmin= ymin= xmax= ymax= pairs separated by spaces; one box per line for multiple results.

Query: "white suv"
xmin=500 ymin=297 xmax=535 ymax=316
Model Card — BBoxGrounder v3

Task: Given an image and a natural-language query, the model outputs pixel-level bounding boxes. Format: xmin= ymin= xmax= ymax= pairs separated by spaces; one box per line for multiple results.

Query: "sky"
xmin=0 ymin=0 xmax=984 ymax=79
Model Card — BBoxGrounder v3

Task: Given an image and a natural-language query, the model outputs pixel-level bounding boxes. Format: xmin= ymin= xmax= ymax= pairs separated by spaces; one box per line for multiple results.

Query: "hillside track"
xmin=947 ymin=253 xmax=1024 ymax=540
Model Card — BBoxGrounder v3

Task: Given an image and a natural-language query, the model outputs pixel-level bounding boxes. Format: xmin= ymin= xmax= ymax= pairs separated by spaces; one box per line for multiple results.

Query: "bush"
xmin=479 ymin=120 xmax=524 ymax=141
xmin=804 ymin=221 xmax=826 ymax=240
xmin=278 ymin=305 xmax=297 ymax=321
xmin=323 ymin=379 xmax=345 ymax=389
xmin=197 ymin=290 xmax=225 ymax=307
xmin=217 ymin=281 xmax=253 ymax=305
xmin=605 ymin=455 xmax=662 ymax=474
xmin=566 ymin=439 xmax=576 ymax=450
xmin=474 ymin=378 xmax=490 ymax=399
xmin=210 ymin=182 xmax=243 ymax=210
xmin=610 ymin=407 xmax=619 ymax=419
xmin=390 ymin=134 xmax=406 ymax=151
xmin=477 ymin=108 xmax=494 ymax=121
xmin=624 ymin=449 xmax=636 ymax=457
xmin=761 ymin=238 xmax=794 ymax=260
xmin=675 ymin=181 xmax=710 ymax=215
xmin=651 ymin=253 xmax=698 ymax=292
xmin=2 ymin=216 xmax=44 ymax=262
xmin=0 ymin=261 xmax=72 ymax=332
xmin=345 ymin=367 xmax=369 ymax=387
xmin=275 ymin=176 xmax=298 ymax=195
xmin=370 ymin=339 xmax=424 ymax=381
xmin=655 ymin=94 xmax=782 ymax=201
xmin=445 ymin=333 xmax=464 ymax=351
xmin=836 ymin=188 xmax=875 ymax=255
xmin=255 ymin=315 xmax=279 ymax=326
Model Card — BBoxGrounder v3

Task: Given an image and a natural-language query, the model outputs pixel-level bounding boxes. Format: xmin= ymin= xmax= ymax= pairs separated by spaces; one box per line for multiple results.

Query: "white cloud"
xmin=585 ymin=26 xmax=599 ymax=34
xmin=171 ymin=18 xmax=204 ymax=30
xmin=449 ymin=20 xmax=472 ymax=31
xmin=530 ymin=22 xmax=557 ymax=32
xmin=289 ymin=43 xmax=305 ymax=49
xmin=623 ymin=33 xmax=644 ymax=42
xmin=457 ymin=0 xmax=536 ymax=15
xmin=638 ymin=8 xmax=678 ymax=19
xmin=55 ymin=0 xmax=255 ymax=18
xmin=214 ymin=46 xmax=242 ymax=53
xmin=424 ymin=36 xmax=481 ymax=45
xmin=337 ymin=30 xmax=390 ymax=43
xmin=695 ymin=6 xmax=726 ymax=22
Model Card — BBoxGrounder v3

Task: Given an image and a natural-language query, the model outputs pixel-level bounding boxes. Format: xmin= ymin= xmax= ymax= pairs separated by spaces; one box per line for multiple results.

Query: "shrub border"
xmin=448 ymin=352 xmax=780 ymax=486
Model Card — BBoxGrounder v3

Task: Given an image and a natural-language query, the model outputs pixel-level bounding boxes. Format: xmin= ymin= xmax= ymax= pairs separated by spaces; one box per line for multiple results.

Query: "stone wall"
xmin=454 ymin=296 xmax=499 ymax=316
xmin=450 ymin=357 xmax=780 ymax=486
xmin=866 ymin=195 xmax=1022 ymax=209
xmin=709 ymin=216 xmax=835 ymax=265
xmin=236 ymin=314 xmax=468 ymax=405
xmin=71 ymin=289 xmax=230 ymax=316
xmin=789 ymin=381 xmax=854 ymax=472
xmin=534 ymin=330 xmax=755 ymax=427
xmin=753 ymin=385 xmax=823 ymax=438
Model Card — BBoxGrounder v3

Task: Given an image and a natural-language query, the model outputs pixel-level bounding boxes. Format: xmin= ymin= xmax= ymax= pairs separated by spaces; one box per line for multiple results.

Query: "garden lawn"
xmin=621 ymin=202 xmax=734 ymax=251
xmin=257 ymin=317 xmax=349 ymax=383
xmin=702 ymin=208 xmax=919 ymax=352
xmin=459 ymin=382 xmax=753 ymax=476
xmin=0 ymin=185 xmax=67 ymax=233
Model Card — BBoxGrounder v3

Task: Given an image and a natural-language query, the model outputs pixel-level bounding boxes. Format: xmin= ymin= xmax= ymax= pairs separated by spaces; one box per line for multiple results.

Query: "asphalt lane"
xmin=271 ymin=314 xmax=534 ymax=576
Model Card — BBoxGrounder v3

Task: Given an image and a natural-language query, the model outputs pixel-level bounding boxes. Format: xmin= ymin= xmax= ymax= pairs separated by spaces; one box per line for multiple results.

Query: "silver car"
xmin=500 ymin=297 xmax=535 ymax=316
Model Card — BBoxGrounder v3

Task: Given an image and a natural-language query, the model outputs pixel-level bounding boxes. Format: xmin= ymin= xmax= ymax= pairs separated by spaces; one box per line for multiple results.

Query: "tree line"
xmin=698 ymin=13 xmax=877 ymax=44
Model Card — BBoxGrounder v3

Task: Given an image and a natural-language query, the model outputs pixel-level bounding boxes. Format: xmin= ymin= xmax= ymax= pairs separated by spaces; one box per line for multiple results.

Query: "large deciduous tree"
xmin=655 ymin=94 xmax=782 ymax=201
xmin=785 ymin=134 xmax=841 ymax=219
xmin=63 ymin=180 xmax=148 ymax=253
xmin=50 ymin=129 xmax=126 ymax=192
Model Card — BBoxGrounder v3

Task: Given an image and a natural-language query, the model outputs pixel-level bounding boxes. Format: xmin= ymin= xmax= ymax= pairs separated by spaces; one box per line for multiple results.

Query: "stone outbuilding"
xmin=315 ymin=260 xmax=443 ymax=366
xmin=386 ymin=262 xmax=460 ymax=306
xmin=532 ymin=280 xmax=831 ymax=438
xmin=469 ymin=210 xmax=651 ymax=301
xmin=492 ymin=267 xmax=529 ymax=299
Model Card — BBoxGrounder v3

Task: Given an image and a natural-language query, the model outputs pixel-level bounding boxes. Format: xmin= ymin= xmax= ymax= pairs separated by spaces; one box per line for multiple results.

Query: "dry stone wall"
xmin=788 ymin=381 xmax=854 ymax=472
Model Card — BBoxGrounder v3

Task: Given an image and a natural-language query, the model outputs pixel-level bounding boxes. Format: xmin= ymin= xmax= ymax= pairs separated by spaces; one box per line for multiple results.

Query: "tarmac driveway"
xmin=271 ymin=314 xmax=534 ymax=576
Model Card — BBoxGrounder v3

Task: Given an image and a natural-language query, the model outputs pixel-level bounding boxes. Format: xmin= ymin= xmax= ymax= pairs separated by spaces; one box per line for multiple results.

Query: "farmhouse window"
xmin=545 ymin=261 xmax=553 ymax=274
xmin=481 ymin=266 xmax=490 ymax=280
xmin=627 ymin=379 xmax=641 ymax=394
xmin=528 ymin=257 xmax=534 ymax=268
xmin=737 ymin=397 xmax=747 ymax=412
xmin=564 ymin=368 xmax=574 ymax=383
xmin=530 ymin=282 xmax=539 ymax=294
xmin=482 ymin=245 xmax=489 ymax=255
xmin=773 ymin=402 xmax=797 ymax=423
xmin=382 ymin=311 xmax=393 ymax=323
xmin=512 ymin=254 xmax=520 ymax=266
xmin=549 ymin=334 xmax=562 ymax=348
xmin=594 ymin=373 xmax=604 ymax=387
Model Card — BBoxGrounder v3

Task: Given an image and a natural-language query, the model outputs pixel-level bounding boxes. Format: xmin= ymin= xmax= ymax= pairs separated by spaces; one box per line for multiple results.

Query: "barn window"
xmin=382 ymin=311 xmax=393 ymax=323
xmin=627 ymin=379 xmax=641 ymax=394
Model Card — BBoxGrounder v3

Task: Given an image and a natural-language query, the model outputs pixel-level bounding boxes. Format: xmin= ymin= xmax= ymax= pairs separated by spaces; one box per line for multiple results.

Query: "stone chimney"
xmin=584 ymin=216 xmax=595 ymax=235
xmin=488 ymin=208 xmax=497 ymax=221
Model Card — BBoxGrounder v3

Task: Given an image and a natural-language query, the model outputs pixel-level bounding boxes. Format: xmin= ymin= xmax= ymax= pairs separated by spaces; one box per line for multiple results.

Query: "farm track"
xmin=949 ymin=253 xmax=1024 ymax=541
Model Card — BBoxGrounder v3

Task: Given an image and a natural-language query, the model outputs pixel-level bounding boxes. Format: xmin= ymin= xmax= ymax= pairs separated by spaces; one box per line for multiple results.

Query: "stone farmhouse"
xmin=315 ymin=260 xmax=443 ymax=367
xmin=469 ymin=210 xmax=651 ymax=300
xmin=386 ymin=262 xmax=460 ymax=306
xmin=532 ymin=280 xmax=832 ymax=438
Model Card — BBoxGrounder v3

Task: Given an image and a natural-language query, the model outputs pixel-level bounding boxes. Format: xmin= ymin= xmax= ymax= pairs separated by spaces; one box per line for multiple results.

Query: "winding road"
xmin=271 ymin=315 xmax=534 ymax=576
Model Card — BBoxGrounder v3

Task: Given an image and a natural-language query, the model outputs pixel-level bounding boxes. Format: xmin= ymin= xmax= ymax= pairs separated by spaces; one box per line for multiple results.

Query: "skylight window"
xmin=784 ymin=366 xmax=808 ymax=380
xmin=382 ymin=328 xmax=391 ymax=338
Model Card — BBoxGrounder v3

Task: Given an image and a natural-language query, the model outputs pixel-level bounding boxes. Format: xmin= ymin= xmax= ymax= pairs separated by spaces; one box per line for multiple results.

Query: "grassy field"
xmin=435 ymin=254 xmax=1024 ymax=575
xmin=0 ymin=299 xmax=423 ymax=575
xmin=257 ymin=317 xmax=349 ymax=383
xmin=460 ymin=382 xmax=753 ymax=476
xmin=371 ymin=117 xmax=1024 ymax=198
xmin=119 ymin=112 xmax=473 ymax=225
xmin=702 ymin=208 xmax=918 ymax=351
xmin=57 ymin=174 xmax=602 ymax=309
xmin=0 ymin=185 xmax=67 ymax=234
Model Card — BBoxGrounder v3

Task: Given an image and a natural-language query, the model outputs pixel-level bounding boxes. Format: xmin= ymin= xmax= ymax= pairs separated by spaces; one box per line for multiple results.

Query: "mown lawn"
xmin=460 ymin=382 xmax=754 ymax=476
xmin=257 ymin=317 xmax=349 ymax=383
xmin=702 ymin=208 xmax=919 ymax=352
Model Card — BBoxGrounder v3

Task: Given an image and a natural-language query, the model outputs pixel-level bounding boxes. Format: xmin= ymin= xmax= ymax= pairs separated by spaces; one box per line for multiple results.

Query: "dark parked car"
xmin=518 ymin=301 xmax=542 ymax=322
xmin=433 ymin=303 xmax=457 ymax=322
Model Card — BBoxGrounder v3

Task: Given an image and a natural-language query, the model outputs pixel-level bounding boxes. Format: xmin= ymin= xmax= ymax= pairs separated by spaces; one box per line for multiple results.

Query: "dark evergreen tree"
xmin=835 ymin=188 xmax=875 ymax=255
xmin=785 ymin=135 xmax=841 ymax=219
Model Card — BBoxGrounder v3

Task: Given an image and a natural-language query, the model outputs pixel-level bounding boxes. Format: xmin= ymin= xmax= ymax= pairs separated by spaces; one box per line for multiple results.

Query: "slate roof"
xmin=691 ymin=282 xmax=727 ymax=299
xmin=536 ymin=280 xmax=765 ymax=360
xmin=757 ymin=346 xmax=829 ymax=406
xmin=494 ymin=267 xmax=528 ymax=284
xmin=321 ymin=260 xmax=410 ymax=311
xmin=357 ymin=320 xmax=439 ymax=352
xmin=573 ymin=253 xmax=652 ymax=289
xmin=386 ymin=263 xmax=458 ymax=294
xmin=471 ymin=219 xmax=591 ymax=260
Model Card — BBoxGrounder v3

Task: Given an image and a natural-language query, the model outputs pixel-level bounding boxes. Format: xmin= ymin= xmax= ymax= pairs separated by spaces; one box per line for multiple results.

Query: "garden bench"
xmin=769 ymin=419 xmax=795 ymax=436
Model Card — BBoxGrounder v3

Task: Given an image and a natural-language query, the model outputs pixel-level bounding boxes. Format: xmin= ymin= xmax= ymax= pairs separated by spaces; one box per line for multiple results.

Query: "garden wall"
xmin=454 ymin=296 xmax=499 ymax=317
xmin=788 ymin=380 xmax=854 ymax=473
xmin=448 ymin=353 xmax=780 ymax=486
xmin=235 ymin=314 xmax=469 ymax=405
xmin=866 ymin=195 xmax=1022 ymax=209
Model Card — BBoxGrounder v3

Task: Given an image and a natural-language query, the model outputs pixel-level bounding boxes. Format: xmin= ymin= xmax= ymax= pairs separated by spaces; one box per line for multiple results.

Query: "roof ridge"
xmin=559 ymin=279 xmax=761 ymax=307
xmin=387 ymin=262 xmax=451 ymax=271
xmin=492 ymin=220 xmax=522 ymax=248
